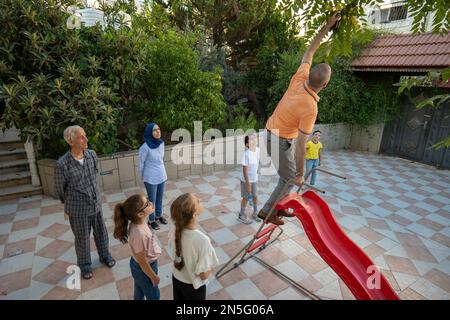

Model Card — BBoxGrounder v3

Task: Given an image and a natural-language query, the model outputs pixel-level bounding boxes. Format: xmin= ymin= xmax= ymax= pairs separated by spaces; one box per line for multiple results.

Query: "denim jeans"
xmin=129 ymin=257 xmax=160 ymax=300
xmin=305 ymin=159 xmax=319 ymax=185
xmin=144 ymin=181 xmax=165 ymax=221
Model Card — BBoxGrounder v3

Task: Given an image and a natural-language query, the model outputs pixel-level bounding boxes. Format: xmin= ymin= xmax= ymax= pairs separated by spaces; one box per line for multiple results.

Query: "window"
xmin=375 ymin=5 xmax=408 ymax=24
xmin=388 ymin=5 xmax=408 ymax=21
xmin=380 ymin=9 xmax=389 ymax=23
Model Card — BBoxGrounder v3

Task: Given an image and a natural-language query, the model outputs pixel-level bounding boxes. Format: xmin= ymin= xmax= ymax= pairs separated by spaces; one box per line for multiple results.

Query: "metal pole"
xmin=215 ymin=227 xmax=283 ymax=279
xmin=300 ymin=167 xmax=346 ymax=193
xmin=252 ymin=256 xmax=321 ymax=300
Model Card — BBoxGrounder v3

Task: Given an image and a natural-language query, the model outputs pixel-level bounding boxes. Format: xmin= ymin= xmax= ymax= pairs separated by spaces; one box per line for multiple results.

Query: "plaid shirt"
xmin=54 ymin=149 xmax=102 ymax=217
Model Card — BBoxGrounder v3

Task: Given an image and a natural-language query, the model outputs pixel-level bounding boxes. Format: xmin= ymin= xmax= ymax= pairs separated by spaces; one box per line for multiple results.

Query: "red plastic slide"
xmin=275 ymin=190 xmax=400 ymax=300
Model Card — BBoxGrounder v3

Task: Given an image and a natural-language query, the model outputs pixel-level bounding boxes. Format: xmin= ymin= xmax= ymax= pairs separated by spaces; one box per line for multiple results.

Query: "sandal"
xmin=149 ymin=221 xmax=160 ymax=230
xmin=80 ymin=266 xmax=93 ymax=280
xmin=100 ymin=256 xmax=116 ymax=268
xmin=158 ymin=216 xmax=168 ymax=224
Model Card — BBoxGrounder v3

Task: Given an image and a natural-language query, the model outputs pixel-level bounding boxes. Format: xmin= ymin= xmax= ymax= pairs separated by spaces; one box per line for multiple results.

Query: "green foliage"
xmin=280 ymin=0 xmax=384 ymax=60
xmin=197 ymin=37 xmax=245 ymax=103
xmin=245 ymin=7 xmax=305 ymax=117
xmin=266 ymin=50 xmax=302 ymax=114
xmin=0 ymin=0 xmax=119 ymax=158
xmin=397 ymin=68 xmax=450 ymax=110
xmin=281 ymin=0 xmax=449 ymax=61
xmin=318 ymin=60 xmax=398 ymax=125
xmin=221 ymin=105 xmax=262 ymax=132
xmin=432 ymin=137 xmax=450 ymax=149
xmin=123 ymin=127 xmax=140 ymax=150
xmin=169 ymin=0 xmax=297 ymax=68
xmin=406 ymin=0 xmax=450 ymax=34
xmin=191 ymin=1 xmax=304 ymax=119
xmin=144 ymin=30 xmax=226 ymax=133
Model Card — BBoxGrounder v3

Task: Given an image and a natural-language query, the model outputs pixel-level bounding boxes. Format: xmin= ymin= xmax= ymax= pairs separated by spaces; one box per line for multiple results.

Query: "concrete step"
xmin=0 ymin=159 xmax=29 ymax=174
xmin=0 ymin=140 xmax=24 ymax=151
xmin=0 ymin=128 xmax=20 ymax=142
xmin=0 ymin=171 xmax=32 ymax=188
xmin=0 ymin=147 xmax=27 ymax=161
xmin=0 ymin=184 xmax=42 ymax=201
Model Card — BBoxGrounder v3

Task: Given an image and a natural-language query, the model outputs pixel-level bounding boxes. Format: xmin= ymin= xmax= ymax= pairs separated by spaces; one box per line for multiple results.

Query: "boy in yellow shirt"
xmin=305 ymin=130 xmax=323 ymax=185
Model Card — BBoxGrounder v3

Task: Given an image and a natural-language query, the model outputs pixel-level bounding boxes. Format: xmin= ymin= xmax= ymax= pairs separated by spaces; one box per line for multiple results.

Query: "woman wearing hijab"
xmin=139 ymin=123 xmax=168 ymax=230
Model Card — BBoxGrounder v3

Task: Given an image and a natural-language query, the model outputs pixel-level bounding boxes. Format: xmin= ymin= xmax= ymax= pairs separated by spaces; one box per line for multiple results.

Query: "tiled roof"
xmin=351 ymin=32 xmax=450 ymax=72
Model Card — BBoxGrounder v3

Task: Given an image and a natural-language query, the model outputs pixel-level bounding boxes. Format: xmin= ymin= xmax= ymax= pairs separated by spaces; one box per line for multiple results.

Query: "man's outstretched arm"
xmin=302 ymin=12 xmax=341 ymax=65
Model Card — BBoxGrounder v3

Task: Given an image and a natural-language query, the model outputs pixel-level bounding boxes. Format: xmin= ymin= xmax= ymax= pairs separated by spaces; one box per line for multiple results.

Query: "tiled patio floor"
xmin=0 ymin=150 xmax=449 ymax=300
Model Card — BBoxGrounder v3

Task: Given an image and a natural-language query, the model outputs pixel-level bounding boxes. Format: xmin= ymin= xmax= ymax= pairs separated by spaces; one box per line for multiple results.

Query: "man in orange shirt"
xmin=258 ymin=12 xmax=340 ymax=225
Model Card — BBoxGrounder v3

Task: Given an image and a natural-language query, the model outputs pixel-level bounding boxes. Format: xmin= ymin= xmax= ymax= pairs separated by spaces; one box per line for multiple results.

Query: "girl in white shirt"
xmin=169 ymin=193 xmax=219 ymax=300
xmin=238 ymin=134 xmax=261 ymax=224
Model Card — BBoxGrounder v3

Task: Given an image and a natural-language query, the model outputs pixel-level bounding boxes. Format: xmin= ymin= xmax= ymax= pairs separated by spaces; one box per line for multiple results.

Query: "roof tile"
xmin=351 ymin=32 xmax=450 ymax=71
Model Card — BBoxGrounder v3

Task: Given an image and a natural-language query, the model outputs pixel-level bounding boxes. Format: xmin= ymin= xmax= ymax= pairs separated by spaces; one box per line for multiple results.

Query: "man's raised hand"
xmin=327 ymin=11 xmax=341 ymax=31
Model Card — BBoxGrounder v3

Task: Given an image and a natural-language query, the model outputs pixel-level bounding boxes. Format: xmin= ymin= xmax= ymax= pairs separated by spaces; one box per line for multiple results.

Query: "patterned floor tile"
xmin=0 ymin=268 xmax=32 ymax=296
xmin=0 ymin=150 xmax=449 ymax=300
xmin=225 ymin=279 xmax=267 ymax=300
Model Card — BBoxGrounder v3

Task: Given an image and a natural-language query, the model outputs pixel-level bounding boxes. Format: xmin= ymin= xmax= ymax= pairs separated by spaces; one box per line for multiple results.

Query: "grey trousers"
xmin=262 ymin=131 xmax=297 ymax=213
xmin=69 ymin=211 xmax=111 ymax=267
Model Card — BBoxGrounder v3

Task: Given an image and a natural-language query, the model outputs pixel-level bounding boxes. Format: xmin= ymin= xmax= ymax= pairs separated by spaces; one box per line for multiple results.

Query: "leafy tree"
xmin=280 ymin=0 xmax=449 ymax=61
xmin=168 ymin=0 xmax=299 ymax=68
xmin=280 ymin=0 xmax=384 ymax=60
xmin=406 ymin=0 xmax=450 ymax=34
xmin=244 ymin=7 xmax=305 ymax=117
xmin=143 ymin=30 xmax=226 ymax=133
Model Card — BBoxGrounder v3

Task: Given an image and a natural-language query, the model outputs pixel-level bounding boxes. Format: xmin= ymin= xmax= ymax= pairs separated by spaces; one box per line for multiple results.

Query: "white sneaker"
xmin=238 ymin=215 xmax=253 ymax=224
xmin=252 ymin=213 xmax=261 ymax=222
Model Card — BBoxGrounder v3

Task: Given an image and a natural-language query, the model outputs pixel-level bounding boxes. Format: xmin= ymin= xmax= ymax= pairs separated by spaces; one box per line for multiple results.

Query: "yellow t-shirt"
xmin=306 ymin=141 xmax=323 ymax=160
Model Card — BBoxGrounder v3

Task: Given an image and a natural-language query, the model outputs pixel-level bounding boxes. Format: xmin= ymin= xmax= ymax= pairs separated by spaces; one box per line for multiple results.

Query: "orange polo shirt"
xmin=266 ymin=63 xmax=319 ymax=139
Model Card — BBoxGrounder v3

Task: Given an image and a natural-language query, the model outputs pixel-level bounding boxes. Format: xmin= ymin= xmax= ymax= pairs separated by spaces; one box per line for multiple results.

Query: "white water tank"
xmin=77 ymin=8 xmax=106 ymax=28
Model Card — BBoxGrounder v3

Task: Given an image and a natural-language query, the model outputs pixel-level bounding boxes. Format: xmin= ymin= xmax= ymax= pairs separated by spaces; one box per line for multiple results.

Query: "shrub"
xmin=143 ymin=31 xmax=226 ymax=134
xmin=0 ymin=0 xmax=227 ymax=157
xmin=0 ymin=0 xmax=119 ymax=158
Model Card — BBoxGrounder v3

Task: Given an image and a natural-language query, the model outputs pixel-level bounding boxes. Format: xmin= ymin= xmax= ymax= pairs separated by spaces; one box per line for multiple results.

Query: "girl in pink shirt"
xmin=113 ymin=194 xmax=161 ymax=300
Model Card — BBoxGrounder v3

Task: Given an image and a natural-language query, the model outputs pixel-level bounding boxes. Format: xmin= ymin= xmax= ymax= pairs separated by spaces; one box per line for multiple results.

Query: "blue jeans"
xmin=129 ymin=257 xmax=160 ymax=300
xmin=305 ymin=159 xmax=319 ymax=185
xmin=144 ymin=181 xmax=165 ymax=221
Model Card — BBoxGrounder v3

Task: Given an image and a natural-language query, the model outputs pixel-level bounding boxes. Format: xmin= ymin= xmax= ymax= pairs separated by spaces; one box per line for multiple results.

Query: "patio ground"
xmin=0 ymin=150 xmax=449 ymax=300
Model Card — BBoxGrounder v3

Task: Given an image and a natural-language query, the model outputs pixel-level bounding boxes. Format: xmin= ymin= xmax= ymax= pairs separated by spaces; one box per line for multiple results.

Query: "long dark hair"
xmin=170 ymin=193 xmax=197 ymax=271
xmin=113 ymin=194 xmax=146 ymax=244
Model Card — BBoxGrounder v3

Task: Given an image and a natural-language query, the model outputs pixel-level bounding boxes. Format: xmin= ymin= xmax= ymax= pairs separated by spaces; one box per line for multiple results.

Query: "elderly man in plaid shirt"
xmin=55 ymin=125 xmax=115 ymax=280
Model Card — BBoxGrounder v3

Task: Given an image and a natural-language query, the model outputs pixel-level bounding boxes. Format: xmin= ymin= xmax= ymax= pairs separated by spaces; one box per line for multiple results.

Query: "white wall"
xmin=365 ymin=0 xmax=435 ymax=34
